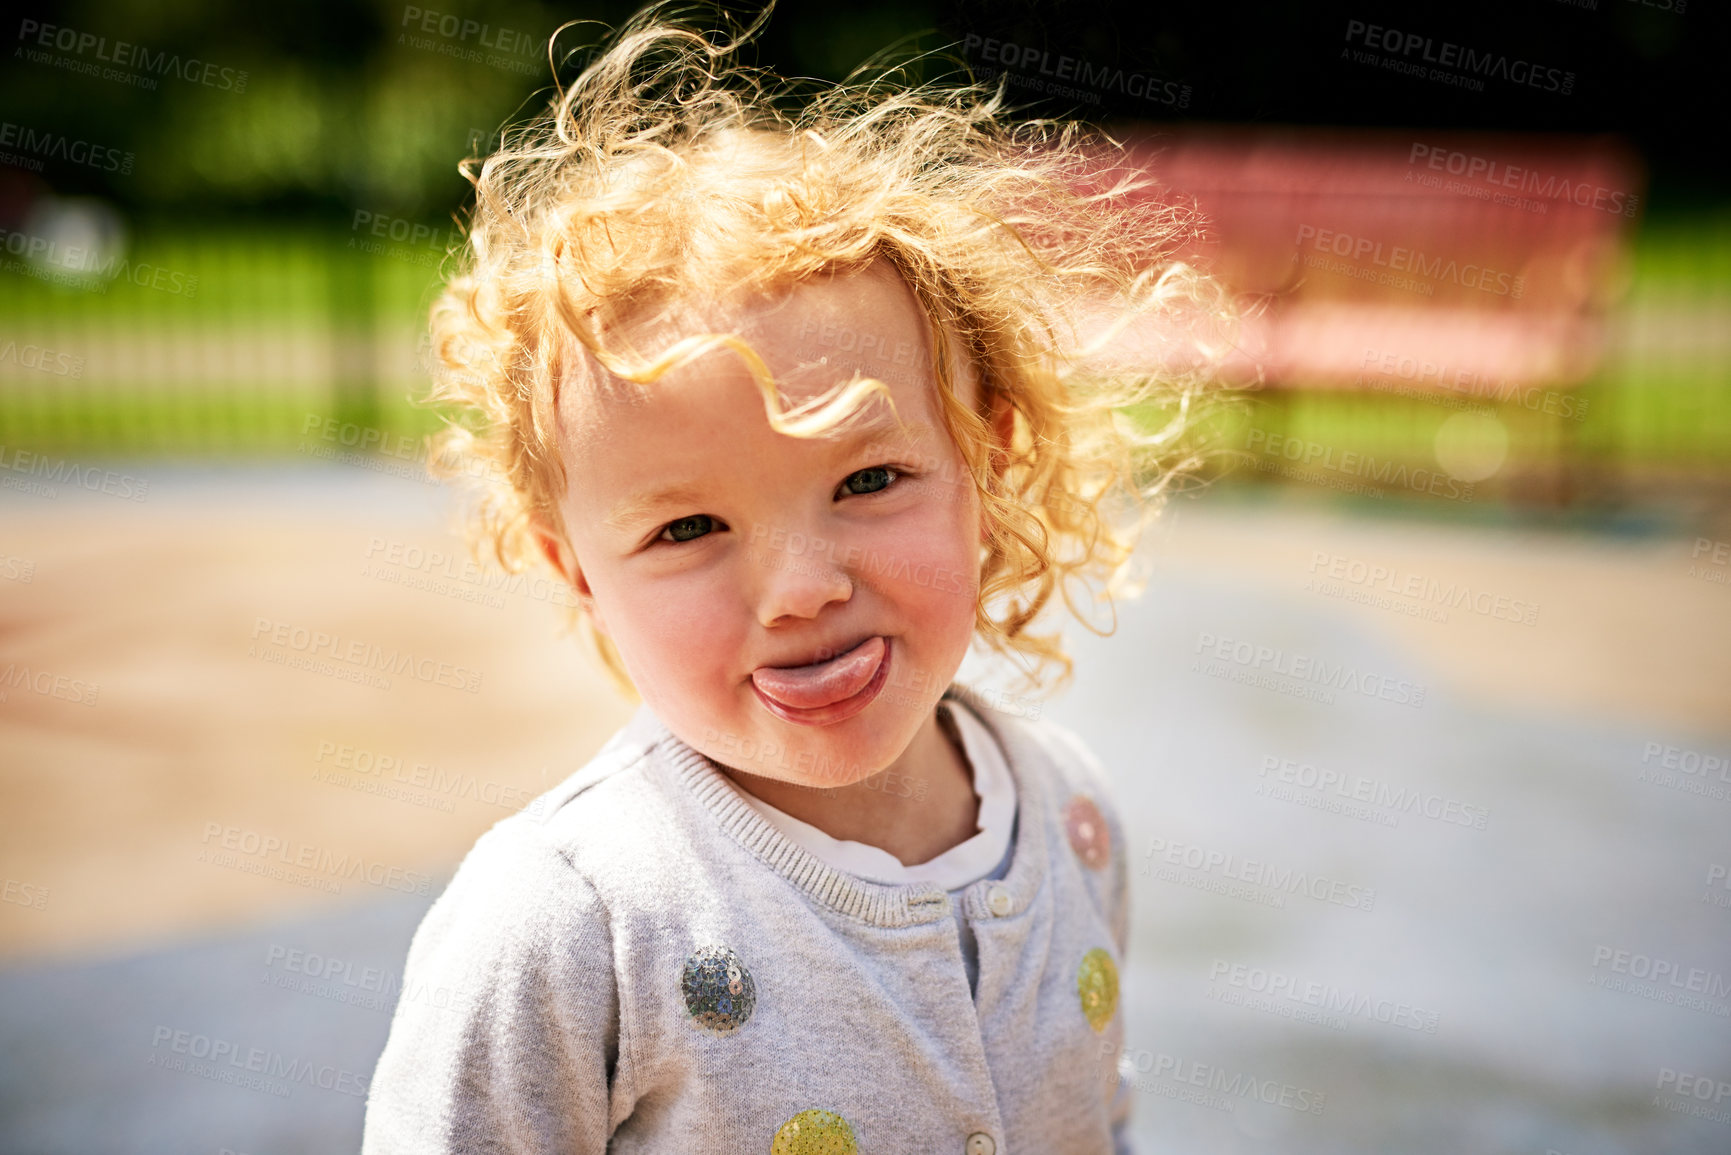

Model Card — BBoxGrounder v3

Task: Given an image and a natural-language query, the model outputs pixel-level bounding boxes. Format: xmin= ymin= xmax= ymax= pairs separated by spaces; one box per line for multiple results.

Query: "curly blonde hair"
xmin=424 ymin=1 xmax=1234 ymax=703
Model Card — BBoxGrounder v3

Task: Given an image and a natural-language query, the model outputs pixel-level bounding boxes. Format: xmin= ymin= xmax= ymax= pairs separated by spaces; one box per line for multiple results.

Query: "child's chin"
xmin=782 ymin=731 xmax=911 ymax=787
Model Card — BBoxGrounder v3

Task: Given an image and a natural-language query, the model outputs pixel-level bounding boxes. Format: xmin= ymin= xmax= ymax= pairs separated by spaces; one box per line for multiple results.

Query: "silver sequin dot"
xmin=681 ymin=944 xmax=757 ymax=1035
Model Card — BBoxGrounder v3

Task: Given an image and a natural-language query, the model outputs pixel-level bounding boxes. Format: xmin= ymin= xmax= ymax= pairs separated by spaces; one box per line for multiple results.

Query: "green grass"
xmin=1 ymin=217 xmax=1728 ymax=497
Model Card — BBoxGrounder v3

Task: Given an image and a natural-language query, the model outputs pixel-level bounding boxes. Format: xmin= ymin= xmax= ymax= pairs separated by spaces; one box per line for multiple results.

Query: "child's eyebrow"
xmin=605 ymin=484 xmax=710 ymax=531
xmin=603 ymin=420 xmax=936 ymax=532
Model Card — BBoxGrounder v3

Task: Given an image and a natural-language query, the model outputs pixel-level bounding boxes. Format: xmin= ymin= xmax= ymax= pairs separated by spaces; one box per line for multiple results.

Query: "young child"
xmin=364 ymin=6 xmax=1221 ymax=1152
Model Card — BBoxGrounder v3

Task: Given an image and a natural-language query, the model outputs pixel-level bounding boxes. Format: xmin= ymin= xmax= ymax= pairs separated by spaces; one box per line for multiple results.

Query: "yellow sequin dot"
xmin=772 ymin=1108 xmax=858 ymax=1155
xmin=1077 ymin=947 xmax=1119 ymax=1032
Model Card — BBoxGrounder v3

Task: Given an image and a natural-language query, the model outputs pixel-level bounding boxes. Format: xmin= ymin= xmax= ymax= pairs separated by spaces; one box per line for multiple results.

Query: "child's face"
xmin=544 ymin=260 xmax=992 ymax=790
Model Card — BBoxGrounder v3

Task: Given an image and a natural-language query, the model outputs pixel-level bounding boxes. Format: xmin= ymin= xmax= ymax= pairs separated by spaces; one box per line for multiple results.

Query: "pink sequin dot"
xmin=1064 ymin=795 xmax=1110 ymax=870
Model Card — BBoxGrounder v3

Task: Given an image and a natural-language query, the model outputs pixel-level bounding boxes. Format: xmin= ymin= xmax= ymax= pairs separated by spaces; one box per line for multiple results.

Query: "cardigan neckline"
xmin=645 ymin=683 xmax=1051 ymax=929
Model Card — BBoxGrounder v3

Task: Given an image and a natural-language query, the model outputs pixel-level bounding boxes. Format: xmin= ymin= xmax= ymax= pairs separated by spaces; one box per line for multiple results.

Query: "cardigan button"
xmin=985 ymin=884 xmax=1013 ymax=917
xmin=966 ymin=1133 xmax=996 ymax=1155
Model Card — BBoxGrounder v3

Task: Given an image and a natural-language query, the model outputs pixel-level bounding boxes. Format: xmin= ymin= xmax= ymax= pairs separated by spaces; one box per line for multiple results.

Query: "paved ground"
xmin=1027 ymin=497 xmax=1731 ymax=1154
xmin=1 ymin=466 xmax=1728 ymax=1153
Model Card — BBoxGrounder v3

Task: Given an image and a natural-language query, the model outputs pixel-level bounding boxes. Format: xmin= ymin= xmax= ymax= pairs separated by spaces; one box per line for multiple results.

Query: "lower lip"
xmin=751 ymin=637 xmax=892 ymax=727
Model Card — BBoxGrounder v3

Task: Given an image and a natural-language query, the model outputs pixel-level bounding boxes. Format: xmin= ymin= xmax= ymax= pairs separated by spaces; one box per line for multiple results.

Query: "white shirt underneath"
xmin=725 ymin=698 xmax=1017 ymax=995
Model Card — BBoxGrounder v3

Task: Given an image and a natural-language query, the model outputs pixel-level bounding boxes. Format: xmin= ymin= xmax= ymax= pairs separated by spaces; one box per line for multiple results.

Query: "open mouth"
xmin=750 ymin=635 xmax=891 ymax=726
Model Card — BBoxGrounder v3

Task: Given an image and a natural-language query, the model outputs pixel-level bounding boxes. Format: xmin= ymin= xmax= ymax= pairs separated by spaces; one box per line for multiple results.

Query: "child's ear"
xmin=533 ymin=524 xmax=609 ymax=636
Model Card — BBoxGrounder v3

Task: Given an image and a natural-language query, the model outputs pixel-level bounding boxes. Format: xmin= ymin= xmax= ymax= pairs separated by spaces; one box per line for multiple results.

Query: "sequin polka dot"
xmin=1064 ymin=795 xmax=1111 ymax=870
xmin=680 ymin=945 xmax=756 ymax=1035
xmin=772 ymin=1108 xmax=858 ymax=1155
xmin=1077 ymin=947 xmax=1119 ymax=1033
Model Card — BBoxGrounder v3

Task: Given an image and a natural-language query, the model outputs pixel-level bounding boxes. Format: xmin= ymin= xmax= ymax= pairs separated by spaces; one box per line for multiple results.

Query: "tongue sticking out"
xmin=751 ymin=636 xmax=886 ymax=710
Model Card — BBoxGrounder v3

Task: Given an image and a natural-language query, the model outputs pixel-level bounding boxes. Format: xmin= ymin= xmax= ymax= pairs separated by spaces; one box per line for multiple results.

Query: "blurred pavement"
xmin=2 ymin=468 xmax=1728 ymax=1153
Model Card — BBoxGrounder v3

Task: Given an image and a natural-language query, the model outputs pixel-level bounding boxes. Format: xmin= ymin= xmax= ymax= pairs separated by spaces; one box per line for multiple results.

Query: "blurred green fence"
xmin=0 ymin=217 xmax=1726 ymax=506
xmin=0 ymin=227 xmax=443 ymax=457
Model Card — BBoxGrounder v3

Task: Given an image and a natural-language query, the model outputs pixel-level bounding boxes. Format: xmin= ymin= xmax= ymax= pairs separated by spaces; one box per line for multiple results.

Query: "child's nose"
xmin=751 ymin=538 xmax=855 ymax=626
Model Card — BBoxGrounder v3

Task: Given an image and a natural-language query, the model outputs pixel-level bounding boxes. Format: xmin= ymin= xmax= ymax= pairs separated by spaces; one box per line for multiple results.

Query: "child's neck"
xmin=720 ymin=707 xmax=981 ymax=868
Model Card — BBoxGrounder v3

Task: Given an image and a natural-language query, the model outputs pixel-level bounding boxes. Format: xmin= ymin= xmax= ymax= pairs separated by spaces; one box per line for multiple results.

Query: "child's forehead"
xmin=611 ymin=258 xmax=929 ymax=355
xmin=560 ymin=258 xmax=969 ymax=428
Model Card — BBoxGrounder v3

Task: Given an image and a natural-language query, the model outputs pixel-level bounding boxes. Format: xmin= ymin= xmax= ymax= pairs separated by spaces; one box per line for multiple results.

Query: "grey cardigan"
xmin=362 ymin=685 xmax=1135 ymax=1153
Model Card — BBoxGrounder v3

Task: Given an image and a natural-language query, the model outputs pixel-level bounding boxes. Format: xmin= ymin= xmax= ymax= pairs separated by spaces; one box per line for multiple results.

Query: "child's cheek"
xmin=610 ymin=569 xmax=740 ymax=682
xmin=878 ymin=488 xmax=978 ymax=593
xmin=859 ymin=513 xmax=979 ymax=673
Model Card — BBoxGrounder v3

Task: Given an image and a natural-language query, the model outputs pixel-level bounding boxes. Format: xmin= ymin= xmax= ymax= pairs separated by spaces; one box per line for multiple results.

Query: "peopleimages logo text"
xmin=1295 ymin=224 xmax=1524 ymax=298
xmin=0 ymin=120 xmax=133 ymax=174
xmin=15 ymin=19 xmax=249 ymax=91
xmin=1195 ymin=630 xmax=1428 ymax=709
xmin=961 ymin=33 xmax=1191 ymax=108
xmin=1343 ymin=19 xmax=1573 ymax=94
xmin=1407 ymin=144 xmax=1637 ymax=218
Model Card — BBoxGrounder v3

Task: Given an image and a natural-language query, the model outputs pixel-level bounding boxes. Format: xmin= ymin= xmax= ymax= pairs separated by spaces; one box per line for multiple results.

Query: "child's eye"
xmin=659 ymin=514 xmax=721 ymax=544
xmin=837 ymin=466 xmax=899 ymax=498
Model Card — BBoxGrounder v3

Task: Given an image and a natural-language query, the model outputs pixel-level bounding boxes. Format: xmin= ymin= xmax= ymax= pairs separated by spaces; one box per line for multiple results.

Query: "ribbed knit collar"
xmin=645 ymin=683 xmax=1051 ymax=929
